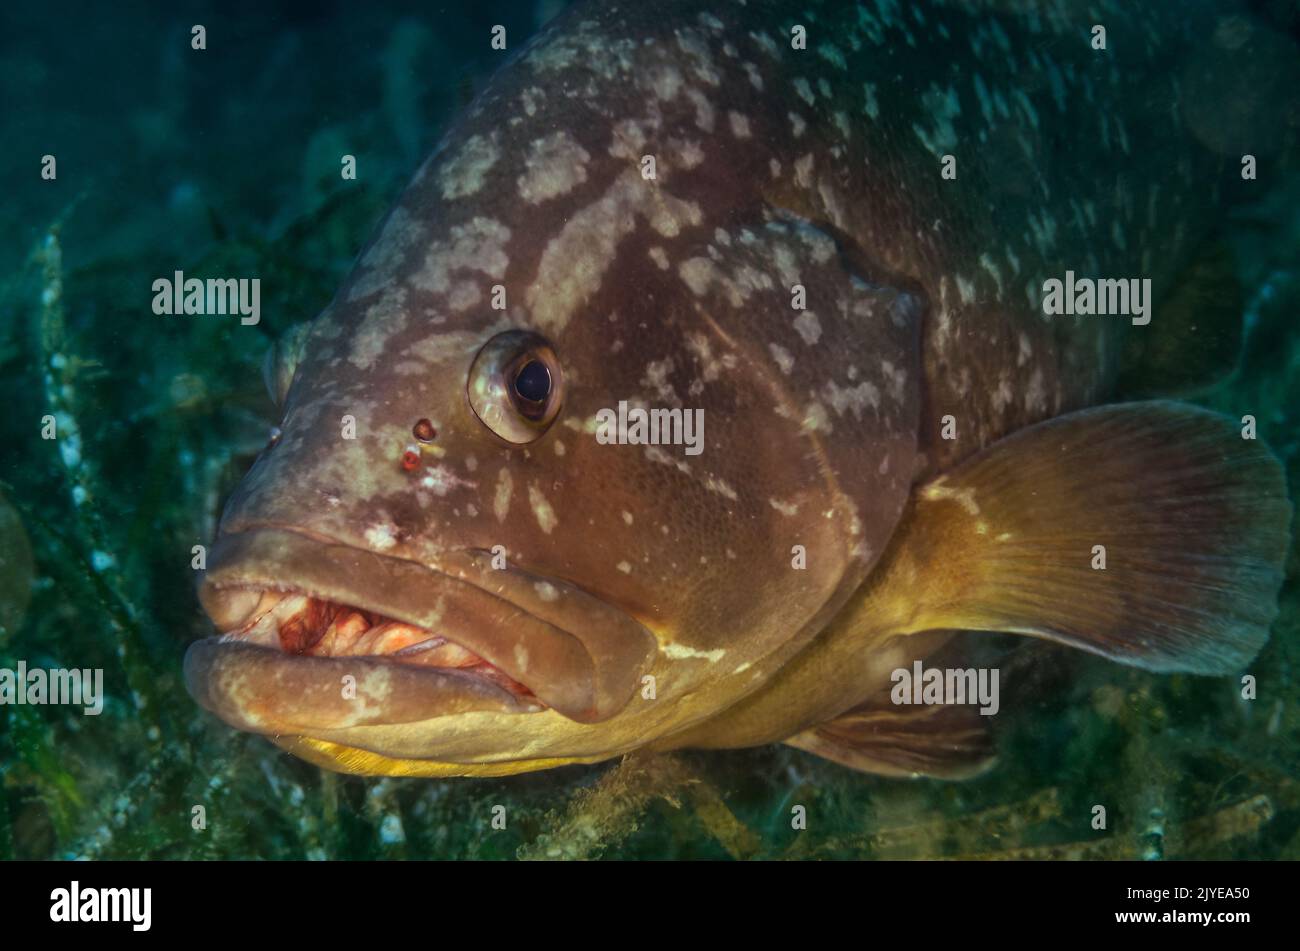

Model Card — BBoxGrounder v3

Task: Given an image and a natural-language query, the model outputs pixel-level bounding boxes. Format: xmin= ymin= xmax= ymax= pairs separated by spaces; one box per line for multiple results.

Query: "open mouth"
xmin=222 ymin=588 xmax=540 ymax=703
xmin=184 ymin=527 xmax=658 ymax=736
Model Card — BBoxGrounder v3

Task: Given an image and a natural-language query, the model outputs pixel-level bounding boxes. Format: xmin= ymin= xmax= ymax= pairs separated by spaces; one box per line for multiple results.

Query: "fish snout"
xmin=199 ymin=585 xmax=262 ymax=633
xmin=187 ymin=527 xmax=659 ymax=738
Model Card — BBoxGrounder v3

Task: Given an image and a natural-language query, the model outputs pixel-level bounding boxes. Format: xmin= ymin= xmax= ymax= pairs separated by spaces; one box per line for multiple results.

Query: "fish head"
xmin=185 ymin=24 xmax=923 ymax=775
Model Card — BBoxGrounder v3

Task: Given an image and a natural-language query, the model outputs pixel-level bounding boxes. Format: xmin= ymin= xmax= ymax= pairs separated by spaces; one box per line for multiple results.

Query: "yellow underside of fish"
xmin=281 ymin=735 xmax=607 ymax=777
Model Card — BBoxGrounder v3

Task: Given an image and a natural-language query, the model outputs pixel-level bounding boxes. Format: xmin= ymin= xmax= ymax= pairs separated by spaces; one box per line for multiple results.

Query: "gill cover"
xmin=597 ymin=210 xmax=926 ymax=669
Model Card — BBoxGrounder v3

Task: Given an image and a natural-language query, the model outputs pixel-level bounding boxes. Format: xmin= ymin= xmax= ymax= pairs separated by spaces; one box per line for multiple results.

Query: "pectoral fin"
xmin=866 ymin=400 xmax=1290 ymax=674
xmin=786 ymin=695 xmax=996 ymax=780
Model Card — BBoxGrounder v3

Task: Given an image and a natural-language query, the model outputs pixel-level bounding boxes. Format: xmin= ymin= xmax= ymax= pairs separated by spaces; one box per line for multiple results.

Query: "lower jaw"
xmin=183 ymin=636 xmax=545 ymax=736
xmin=275 ymin=735 xmax=610 ymax=778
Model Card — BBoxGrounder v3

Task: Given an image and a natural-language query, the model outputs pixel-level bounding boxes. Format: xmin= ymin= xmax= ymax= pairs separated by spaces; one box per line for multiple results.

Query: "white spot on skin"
xmin=411 ymin=217 xmax=511 ymax=297
xmin=676 ymin=30 xmax=721 ymax=86
xmin=863 ymin=82 xmax=880 ymax=119
xmin=817 ymin=43 xmax=847 ymax=70
xmin=534 ymin=582 xmax=559 ymax=602
xmin=528 ymin=484 xmax=558 ymax=534
xmin=922 ymin=476 xmax=981 ymax=516
xmin=992 ymin=374 xmax=1013 ymax=413
xmin=822 ymin=379 xmax=880 ymax=418
xmin=793 ymin=154 xmax=815 ymax=189
xmin=528 ymin=170 xmax=700 ymax=334
xmin=646 ymin=64 xmax=685 ymax=101
xmin=1017 ymin=332 xmax=1033 ymax=367
xmin=608 ymin=118 xmax=648 ymax=161
xmin=347 ymin=206 xmax=428 ymax=300
xmin=704 ymin=475 xmax=738 ymax=500
xmin=769 ymin=342 xmax=794 ymax=375
xmin=686 ymin=332 xmax=738 ymax=381
xmin=438 ymin=134 xmax=500 ymax=200
xmin=728 ymin=111 xmax=751 ymax=138
xmin=663 ymin=643 xmax=726 ymax=663
xmin=685 ymin=89 xmax=716 ymax=132
xmin=880 ymin=360 xmax=908 ymax=403
xmin=789 ymin=112 xmax=807 ymax=137
xmin=641 ymin=357 xmax=677 ymax=402
xmin=1025 ymin=367 xmax=1047 ymax=413
xmin=911 ymin=85 xmax=961 ymax=158
xmin=978 ymin=254 xmax=1003 ymax=295
xmin=621 ymin=511 xmax=634 ymax=526
xmin=674 ymin=139 xmax=705 ymax=169
xmin=793 ymin=77 xmax=815 ymax=106
xmin=520 ymin=87 xmax=544 ymax=117
xmin=749 ymin=31 xmax=779 ymax=58
xmin=769 ymin=498 xmax=800 ymax=516
xmin=365 ymin=523 xmax=398 ymax=551
xmin=420 ymin=465 xmax=475 ymax=497
xmin=447 ymin=282 xmax=481 ymax=312
xmin=617 ymin=561 xmax=633 ymax=574
xmin=517 ymin=131 xmax=590 ymax=204
xmin=348 ymin=288 xmax=408 ymax=369
xmin=679 ymin=258 xmax=715 ymax=297
xmin=649 ymin=246 xmax=670 ymax=270
xmin=793 ymin=311 xmax=822 ymax=345
xmin=494 ymin=468 xmax=513 ymax=522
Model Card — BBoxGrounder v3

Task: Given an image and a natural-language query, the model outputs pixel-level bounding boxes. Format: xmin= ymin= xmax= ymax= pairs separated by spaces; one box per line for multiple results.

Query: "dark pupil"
xmin=513 ymin=360 xmax=551 ymax=406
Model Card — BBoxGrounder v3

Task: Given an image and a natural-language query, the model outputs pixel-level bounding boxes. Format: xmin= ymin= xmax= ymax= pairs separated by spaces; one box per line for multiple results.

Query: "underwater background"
xmin=2 ymin=0 xmax=1299 ymax=860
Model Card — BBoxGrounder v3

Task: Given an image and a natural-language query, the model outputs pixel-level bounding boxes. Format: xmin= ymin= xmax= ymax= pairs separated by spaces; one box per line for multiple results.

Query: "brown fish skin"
xmin=185 ymin=0 xmax=1292 ymax=776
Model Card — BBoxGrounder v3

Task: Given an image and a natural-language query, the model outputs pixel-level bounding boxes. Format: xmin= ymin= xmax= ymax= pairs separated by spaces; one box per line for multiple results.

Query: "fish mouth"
xmin=184 ymin=527 xmax=658 ymax=735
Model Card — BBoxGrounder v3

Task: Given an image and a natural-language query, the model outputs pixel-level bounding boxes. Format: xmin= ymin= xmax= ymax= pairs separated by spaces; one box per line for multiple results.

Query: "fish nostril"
xmin=201 ymin=586 xmax=262 ymax=633
xmin=413 ymin=418 xmax=437 ymax=442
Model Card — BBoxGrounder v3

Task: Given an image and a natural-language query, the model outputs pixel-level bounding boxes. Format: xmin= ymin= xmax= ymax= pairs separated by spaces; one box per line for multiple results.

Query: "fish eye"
xmin=468 ymin=331 xmax=564 ymax=443
xmin=512 ymin=360 xmax=552 ymax=414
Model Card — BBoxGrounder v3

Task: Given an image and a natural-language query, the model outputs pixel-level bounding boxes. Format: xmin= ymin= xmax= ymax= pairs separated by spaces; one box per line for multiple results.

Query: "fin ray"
xmin=871 ymin=401 xmax=1290 ymax=675
xmin=786 ymin=696 xmax=995 ymax=780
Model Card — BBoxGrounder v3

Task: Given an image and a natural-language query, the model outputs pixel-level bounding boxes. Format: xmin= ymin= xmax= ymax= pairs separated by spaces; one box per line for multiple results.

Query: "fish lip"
xmin=188 ymin=525 xmax=657 ymax=728
xmin=184 ymin=638 xmax=541 ymax=734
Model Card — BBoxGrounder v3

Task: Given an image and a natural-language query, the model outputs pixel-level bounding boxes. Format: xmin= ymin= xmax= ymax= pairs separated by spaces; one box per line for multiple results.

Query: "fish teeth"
xmin=277 ymin=596 xmax=335 ymax=653
xmin=354 ymin=622 xmax=431 ymax=655
xmin=392 ymin=637 xmax=480 ymax=668
xmin=309 ymin=609 xmax=370 ymax=656
xmin=219 ymin=592 xmax=486 ymax=669
xmin=221 ymin=592 xmax=306 ymax=647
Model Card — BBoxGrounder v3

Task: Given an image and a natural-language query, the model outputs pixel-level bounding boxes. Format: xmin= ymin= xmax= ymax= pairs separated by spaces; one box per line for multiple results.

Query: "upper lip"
xmin=185 ymin=526 xmax=658 ymax=732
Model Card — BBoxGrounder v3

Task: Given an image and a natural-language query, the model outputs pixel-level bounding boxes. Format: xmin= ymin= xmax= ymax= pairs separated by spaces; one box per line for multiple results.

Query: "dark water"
xmin=1 ymin=0 xmax=1298 ymax=860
